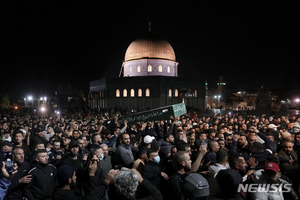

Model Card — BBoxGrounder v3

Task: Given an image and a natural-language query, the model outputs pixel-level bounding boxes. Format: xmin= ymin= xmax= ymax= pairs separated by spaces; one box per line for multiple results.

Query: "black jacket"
xmin=24 ymin=163 xmax=57 ymax=200
xmin=142 ymin=161 xmax=161 ymax=189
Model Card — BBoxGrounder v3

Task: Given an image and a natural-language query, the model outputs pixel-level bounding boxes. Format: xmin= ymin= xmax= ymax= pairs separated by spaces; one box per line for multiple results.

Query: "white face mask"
xmin=99 ymin=153 xmax=104 ymax=161
xmin=153 ymin=155 xmax=160 ymax=164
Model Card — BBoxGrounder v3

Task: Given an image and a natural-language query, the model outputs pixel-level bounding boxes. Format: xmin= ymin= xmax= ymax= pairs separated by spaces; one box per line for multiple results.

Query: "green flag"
xmin=104 ymin=103 xmax=187 ymax=128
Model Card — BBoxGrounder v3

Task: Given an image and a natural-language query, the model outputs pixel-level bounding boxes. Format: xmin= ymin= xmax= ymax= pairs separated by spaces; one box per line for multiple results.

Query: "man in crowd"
xmin=116 ymin=133 xmax=135 ymax=168
xmin=24 ymin=149 xmax=57 ymax=200
xmin=6 ymin=147 xmax=31 ymax=200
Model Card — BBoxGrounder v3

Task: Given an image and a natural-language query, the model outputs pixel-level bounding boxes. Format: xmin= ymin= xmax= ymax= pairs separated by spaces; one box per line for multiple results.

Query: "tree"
xmin=0 ymin=94 xmax=10 ymax=109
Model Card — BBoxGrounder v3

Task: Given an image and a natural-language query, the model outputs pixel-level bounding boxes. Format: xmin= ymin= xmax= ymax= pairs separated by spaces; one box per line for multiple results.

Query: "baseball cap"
xmin=69 ymin=140 xmax=79 ymax=148
xmin=1 ymin=141 xmax=13 ymax=148
xmin=281 ymin=131 xmax=291 ymax=139
xmin=143 ymin=135 xmax=155 ymax=144
xmin=267 ymin=124 xmax=278 ymax=129
xmin=264 ymin=162 xmax=280 ymax=172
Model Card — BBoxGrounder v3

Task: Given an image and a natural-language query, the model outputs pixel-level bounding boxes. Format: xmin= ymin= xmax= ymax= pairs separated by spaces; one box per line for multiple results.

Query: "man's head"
xmin=267 ymin=124 xmax=277 ymax=130
xmin=57 ymin=165 xmax=76 ymax=189
xmin=229 ymin=156 xmax=247 ymax=174
xmin=263 ymin=162 xmax=281 ymax=184
xmin=284 ymin=141 xmax=294 ymax=155
xmin=171 ymin=146 xmax=177 ymax=156
xmin=52 ymin=140 xmax=60 ymax=151
xmin=92 ymin=145 xmax=103 ymax=161
xmin=121 ymin=133 xmax=130 ymax=146
xmin=72 ymin=130 xmax=80 ymax=139
xmin=147 ymin=149 xmax=159 ymax=163
xmin=293 ymin=125 xmax=300 ymax=133
xmin=295 ymin=132 xmax=300 ymax=144
xmin=69 ymin=140 xmax=79 ymax=157
xmin=138 ymin=148 xmax=148 ymax=162
xmin=1 ymin=141 xmax=13 ymax=153
xmin=38 ymin=129 xmax=46 ymax=138
xmin=92 ymin=134 xmax=102 ymax=145
xmin=237 ymin=134 xmax=247 ymax=148
xmin=217 ymin=139 xmax=225 ymax=149
xmin=178 ymin=143 xmax=192 ymax=157
xmin=34 ymin=141 xmax=45 ymax=151
xmin=198 ymin=133 xmax=207 ymax=140
xmin=281 ymin=131 xmax=293 ymax=142
xmin=13 ymin=147 xmax=25 ymax=164
xmin=114 ymin=167 xmax=139 ymax=199
xmin=216 ymin=149 xmax=228 ymax=163
xmin=173 ymin=151 xmax=192 ymax=172
xmin=35 ymin=149 xmax=48 ymax=164
xmin=82 ymin=136 xmax=89 ymax=146
xmin=14 ymin=131 xmax=24 ymax=144
xmin=208 ymin=140 xmax=220 ymax=153
xmin=164 ymin=132 xmax=175 ymax=144
xmin=63 ymin=137 xmax=71 ymax=147
xmin=248 ymin=135 xmax=258 ymax=145
xmin=47 ymin=126 xmax=54 ymax=133
xmin=143 ymin=135 xmax=155 ymax=145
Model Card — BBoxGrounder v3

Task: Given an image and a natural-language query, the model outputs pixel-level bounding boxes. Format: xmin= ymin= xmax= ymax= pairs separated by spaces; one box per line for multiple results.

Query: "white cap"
xmin=268 ymin=124 xmax=277 ymax=129
xmin=281 ymin=131 xmax=291 ymax=138
xmin=143 ymin=135 xmax=155 ymax=144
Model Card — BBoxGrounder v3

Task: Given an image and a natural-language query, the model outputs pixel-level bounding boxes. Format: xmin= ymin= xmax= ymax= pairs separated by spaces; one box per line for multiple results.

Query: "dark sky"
xmin=1 ymin=2 xmax=299 ymax=100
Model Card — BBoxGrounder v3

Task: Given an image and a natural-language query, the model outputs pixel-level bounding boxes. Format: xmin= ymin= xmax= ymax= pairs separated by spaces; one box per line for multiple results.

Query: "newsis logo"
xmin=237 ymin=183 xmax=292 ymax=193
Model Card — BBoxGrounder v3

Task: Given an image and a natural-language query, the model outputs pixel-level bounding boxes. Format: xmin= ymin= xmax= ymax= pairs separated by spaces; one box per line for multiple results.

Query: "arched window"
xmin=168 ymin=89 xmax=172 ymax=97
xmin=137 ymin=65 xmax=141 ymax=72
xmin=148 ymin=65 xmax=152 ymax=72
xmin=123 ymin=89 xmax=127 ymax=97
xmin=195 ymin=90 xmax=198 ymax=97
xmin=116 ymin=89 xmax=120 ymax=97
xmin=145 ymin=88 xmax=150 ymax=97
xmin=158 ymin=65 xmax=162 ymax=72
xmin=167 ymin=66 xmax=171 ymax=73
xmin=130 ymin=89 xmax=135 ymax=97
xmin=138 ymin=89 xmax=142 ymax=97
xmin=175 ymin=89 xmax=178 ymax=97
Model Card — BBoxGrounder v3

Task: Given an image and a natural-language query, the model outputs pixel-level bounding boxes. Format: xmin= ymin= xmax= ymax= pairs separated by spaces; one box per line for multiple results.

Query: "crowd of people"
xmin=1 ymin=108 xmax=300 ymax=200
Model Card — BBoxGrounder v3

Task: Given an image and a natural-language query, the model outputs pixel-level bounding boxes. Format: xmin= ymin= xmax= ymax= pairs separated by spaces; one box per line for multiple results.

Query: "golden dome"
xmin=124 ymin=33 xmax=176 ymax=62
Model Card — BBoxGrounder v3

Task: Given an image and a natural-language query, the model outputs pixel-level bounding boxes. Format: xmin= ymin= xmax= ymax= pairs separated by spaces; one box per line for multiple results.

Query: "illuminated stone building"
xmin=89 ymin=28 xmax=207 ymax=111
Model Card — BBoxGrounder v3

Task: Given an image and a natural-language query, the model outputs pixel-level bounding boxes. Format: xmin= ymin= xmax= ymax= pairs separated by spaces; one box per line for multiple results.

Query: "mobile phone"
xmin=5 ymin=159 xmax=14 ymax=173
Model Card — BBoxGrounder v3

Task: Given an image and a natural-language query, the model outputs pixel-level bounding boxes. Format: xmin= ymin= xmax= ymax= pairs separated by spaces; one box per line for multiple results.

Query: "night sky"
xmin=1 ymin=2 xmax=299 ymax=100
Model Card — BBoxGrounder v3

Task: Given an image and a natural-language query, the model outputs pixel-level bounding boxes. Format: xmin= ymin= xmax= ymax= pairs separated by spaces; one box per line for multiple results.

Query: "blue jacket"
xmin=0 ymin=178 xmax=11 ymax=200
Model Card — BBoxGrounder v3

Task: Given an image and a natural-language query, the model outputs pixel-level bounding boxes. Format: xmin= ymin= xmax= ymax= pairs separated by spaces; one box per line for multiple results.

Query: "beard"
xmin=184 ymin=165 xmax=191 ymax=172
xmin=70 ymin=152 xmax=79 ymax=158
xmin=237 ymin=142 xmax=244 ymax=148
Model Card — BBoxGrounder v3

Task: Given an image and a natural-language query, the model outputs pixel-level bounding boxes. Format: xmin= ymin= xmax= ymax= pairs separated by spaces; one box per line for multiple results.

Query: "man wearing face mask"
xmin=142 ymin=149 xmax=169 ymax=190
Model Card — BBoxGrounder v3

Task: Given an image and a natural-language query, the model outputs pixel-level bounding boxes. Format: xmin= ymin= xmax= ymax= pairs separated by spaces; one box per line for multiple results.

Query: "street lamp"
xmin=27 ymin=96 xmax=33 ymax=107
xmin=40 ymin=107 xmax=46 ymax=112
